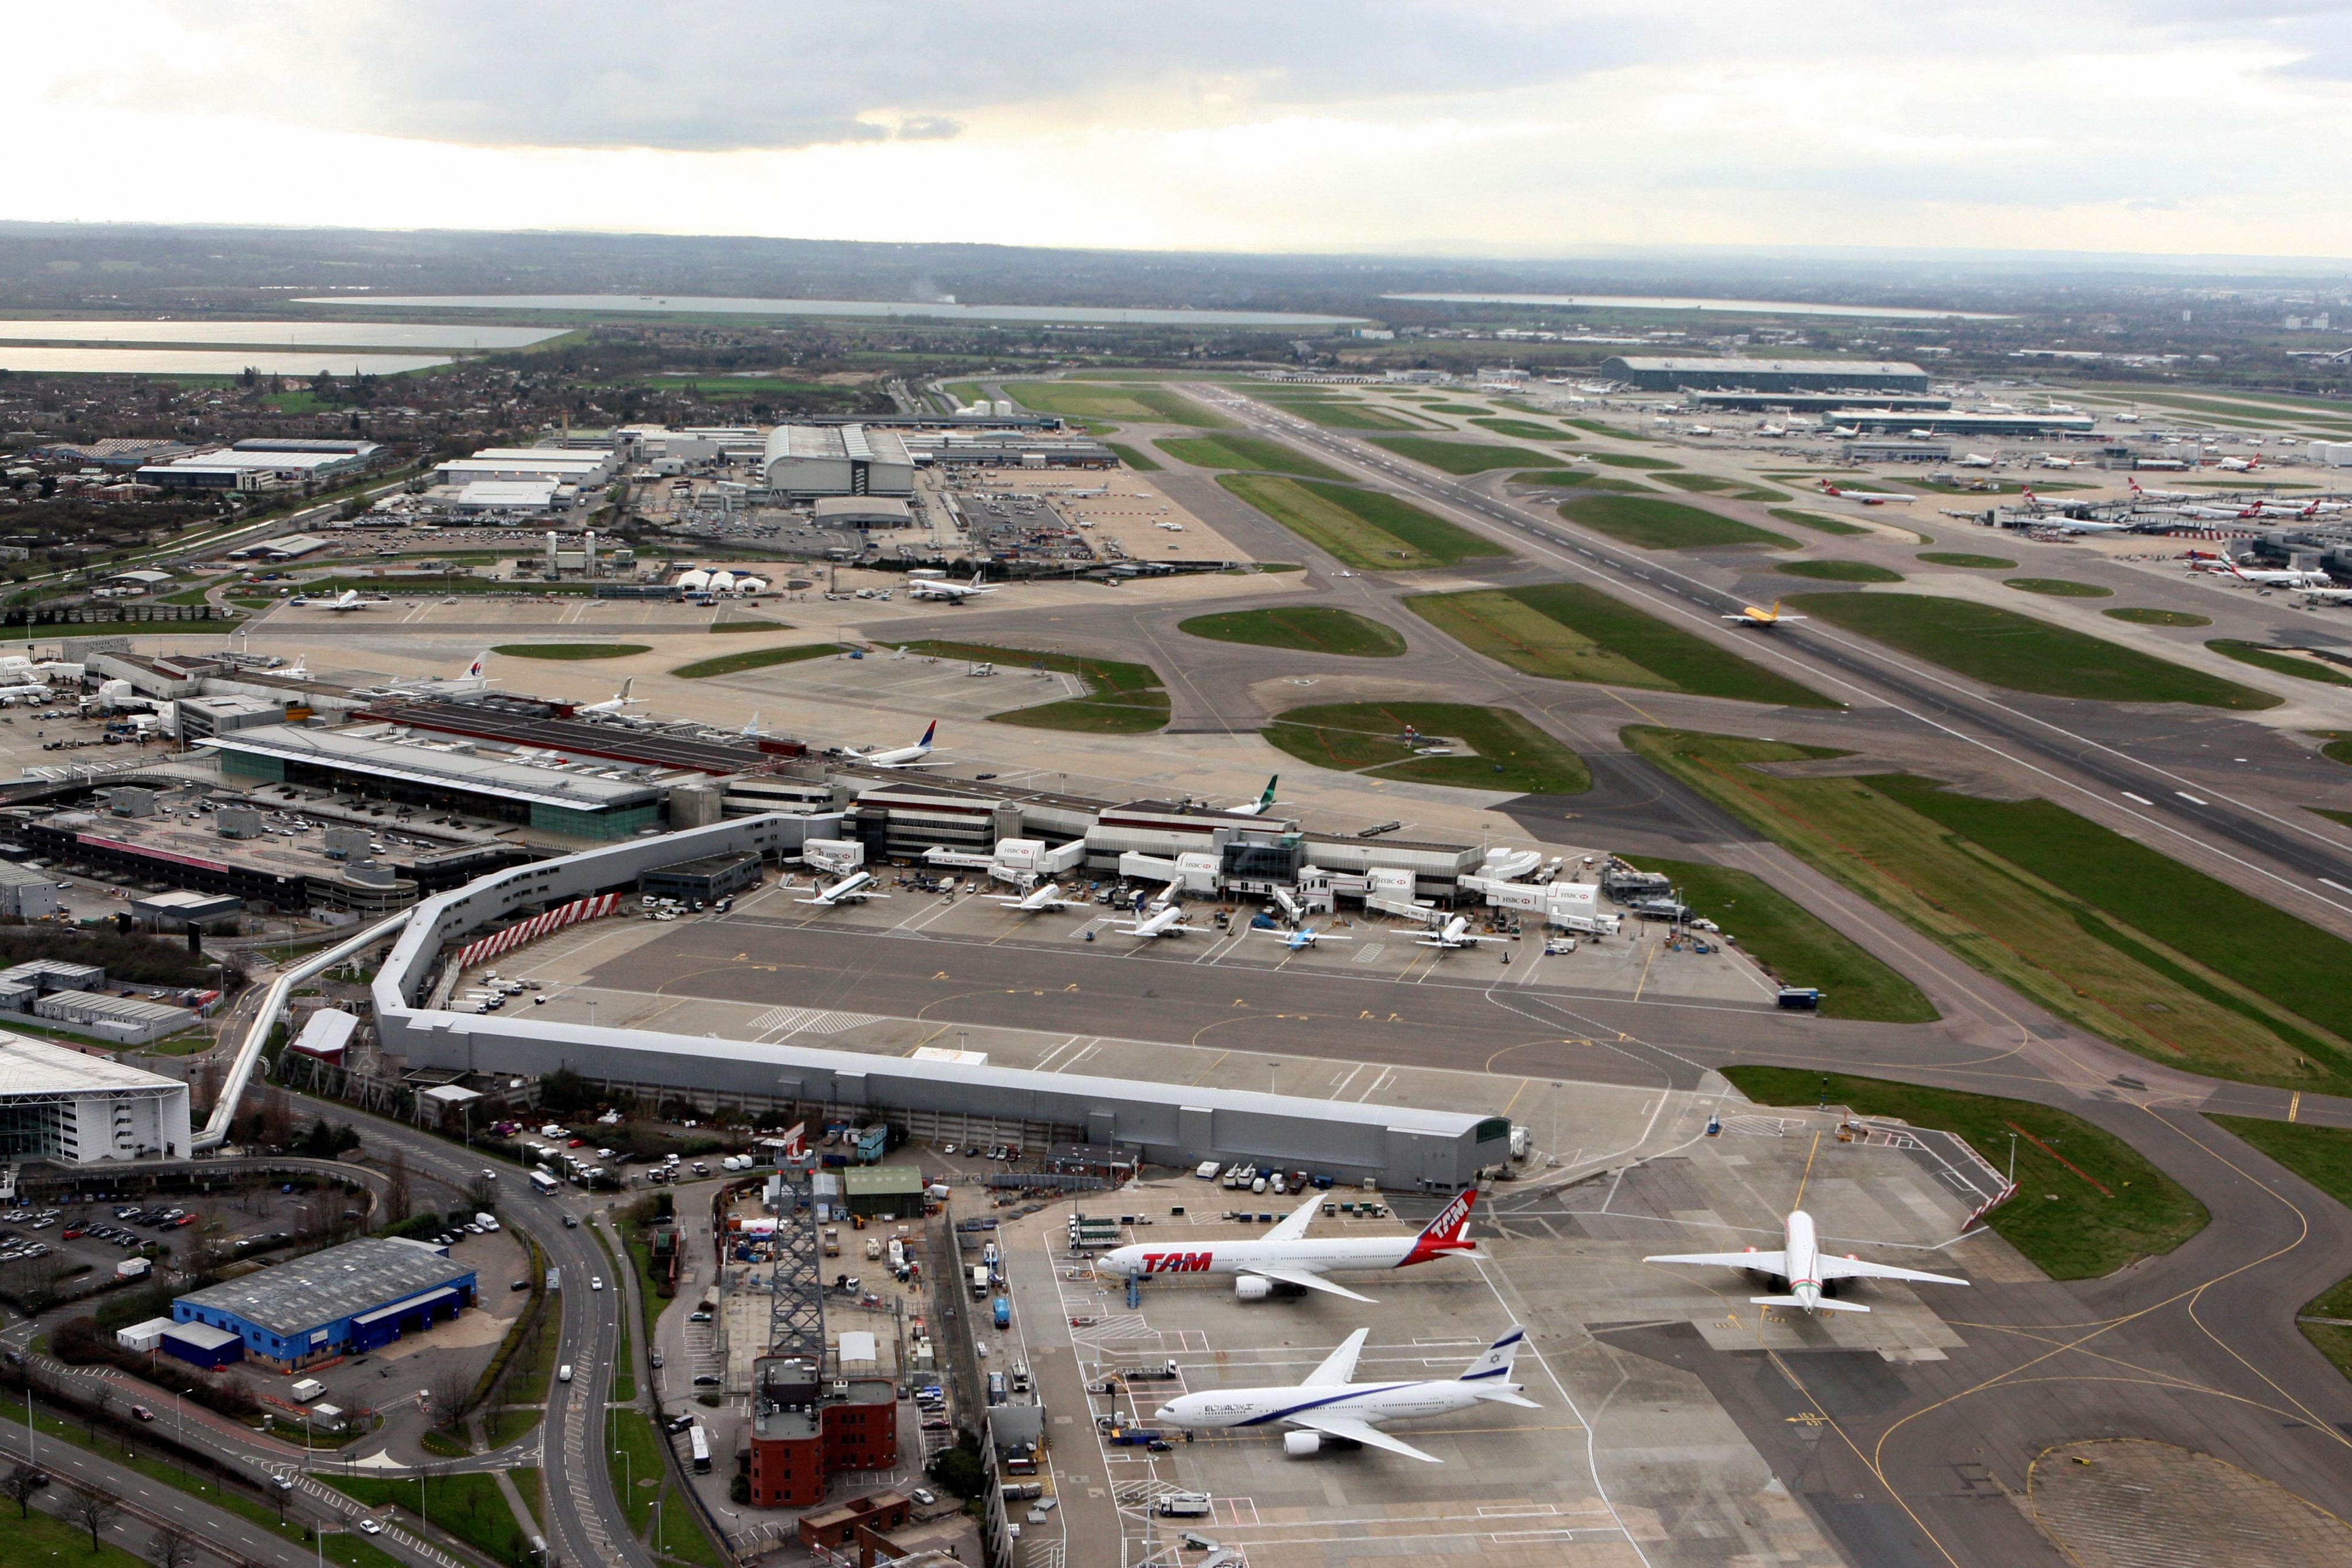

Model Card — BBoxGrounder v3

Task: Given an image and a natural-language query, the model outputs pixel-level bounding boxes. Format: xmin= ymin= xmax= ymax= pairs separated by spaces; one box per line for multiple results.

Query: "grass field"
xmin=902 ymin=640 xmax=1169 ymax=733
xmin=2208 ymin=1116 xmax=2352 ymax=1383
xmin=1565 ymin=418 xmax=1653 ymax=440
xmin=1508 ymin=469 xmax=1652 ymax=493
xmin=2106 ymin=607 xmax=2211 ymax=627
xmin=1468 ymin=417 xmax=1575 ymax=441
xmin=2207 ymin=640 xmax=2352 ymax=687
xmin=1775 ymin=560 xmax=1902 ymax=583
xmin=1265 ymin=701 xmax=1589 ymax=793
xmin=1767 ymin=507 xmax=1870 ymax=537
xmin=2002 ymin=578 xmax=2111 ymax=598
xmin=1267 ymin=398 xmax=1431 ymax=431
xmin=1626 ymin=728 xmax=2352 ymax=1094
xmin=1409 ymin=584 xmax=1834 ymax=707
xmin=671 ymin=642 xmax=845 ymax=679
xmin=709 ymin=615 xmax=788 ymax=633
xmin=1585 ymin=452 xmax=1680 ymax=470
xmin=2323 ymin=734 xmax=2352 ymax=766
xmin=1367 ymin=436 xmax=1559 ymax=473
xmin=1155 ymin=435 xmax=1344 ymax=479
xmin=1104 ymin=442 xmax=1162 ymax=471
xmin=1179 ymin=606 xmax=1406 ymax=657
xmin=1561 ymin=495 xmax=1798 ymax=551
xmin=1657 ymin=473 xmax=1792 ymax=502
xmin=1723 ymin=1068 xmax=2207 ymax=1279
xmin=1001 ymin=381 xmax=1228 ymax=427
xmin=330 ymin=1474 xmax=529 ymax=1566
xmin=491 ymin=642 xmax=650 ymax=660
xmin=1218 ymin=474 xmax=1508 ymax=570
xmin=1622 ymin=858 xmax=1935 ymax=1021
xmin=1785 ymin=593 xmax=2281 ymax=708
xmin=1916 ymin=551 xmax=2017 ymax=568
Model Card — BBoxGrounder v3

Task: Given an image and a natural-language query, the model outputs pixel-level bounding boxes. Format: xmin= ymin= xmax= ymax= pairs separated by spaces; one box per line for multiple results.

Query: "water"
xmin=1383 ymin=292 xmax=2010 ymax=320
xmin=300 ymin=292 xmax=1366 ymax=327
xmin=0 ymin=319 xmax=567 ymax=349
xmin=0 ymin=347 xmax=452 ymax=375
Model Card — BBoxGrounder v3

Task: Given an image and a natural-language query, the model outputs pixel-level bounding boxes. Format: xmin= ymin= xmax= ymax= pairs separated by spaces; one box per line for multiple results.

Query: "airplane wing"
xmin=1815 ymin=1256 xmax=1969 ymax=1287
xmin=1235 ymin=1265 xmax=1375 ymax=1303
xmin=1263 ymin=1192 xmax=1325 ymax=1246
xmin=1643 ymin=1249 xmax=1789 ymax=1273
xmin=1300 ymin=1327 xmax=1368 ymax=1387
xmin=1283 ymin=1411 xmax=1441 ymax=1464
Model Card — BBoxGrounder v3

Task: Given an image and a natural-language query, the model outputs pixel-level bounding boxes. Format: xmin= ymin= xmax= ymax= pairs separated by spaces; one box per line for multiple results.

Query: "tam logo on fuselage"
xmin=1140 ymin=1252 xmax=1214 ymax=1274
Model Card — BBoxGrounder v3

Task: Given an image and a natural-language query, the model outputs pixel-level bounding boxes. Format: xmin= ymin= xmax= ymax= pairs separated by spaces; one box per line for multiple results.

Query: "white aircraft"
xmin=1958 ymin=452 xmax=1997 ymax=468
xmin=1817 ymin=481 xmax=1913 ymax=505
xmin=1254 ymin=926 xmax=1351 ymax=952
xmin=907 ymin=572 xmax=997 ymax=604
xmin=1115 ymin=904 xmax=1210 ymax=940
xmin=2299 ymin=586 xmax=2352 ymax=606
xmin=844 ymin=722 xmax=941 ymax=769
xmin=2039 ymin=455 xmax=2077 ymax=470
xmin=739 ymin=710 xmax=765 ymax=739
xmin=1151 ymin=1322 xmax=1535 ymax=1464
xmin=1226 ymin=776 xmax=1287 ymax=817
xmin=0 ymin=683 xmax=52 ymax=707
xmin=1100 ymin=1187 xmax=1479 ymax=1303
xmin=994 ymin=881 xmax=1078 ymax=913
xmin=2127 ymin=478 xmax=2195 ymax=502
xmin=1414 ymin=915 xmax=1507 ymax=950
xmin=1645 ymin=1208 xmax=1968 ymax=1315
xmin=2214 ymin=455 xmax=2259 ymax=473
xmin=2226 ymin=563 xmax=2327 ymax=589
xmin=1722 ymin=599 xmax=1808 ymax=628
xmin=794 ymin=871 xmax=890 ymax=908
xmin=321 ymin=590 xmax=366 ymax=613
xmin=2017 ymin=492 xmax=2131 ymax=535
xmin=576 ymin=677 xmax=641 ymax=717
xmin=2171 ymin=501 xmax=2264 ymax=522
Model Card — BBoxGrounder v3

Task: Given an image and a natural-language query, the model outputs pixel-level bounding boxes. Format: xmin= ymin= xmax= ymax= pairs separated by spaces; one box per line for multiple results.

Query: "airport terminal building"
xmin=1603 ymin=356 xmax=1932 ymax=393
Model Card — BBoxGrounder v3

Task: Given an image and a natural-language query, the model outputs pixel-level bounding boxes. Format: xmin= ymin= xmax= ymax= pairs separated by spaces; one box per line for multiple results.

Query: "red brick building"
xmin=746 ymin=1356 xmax=901 ymax=1508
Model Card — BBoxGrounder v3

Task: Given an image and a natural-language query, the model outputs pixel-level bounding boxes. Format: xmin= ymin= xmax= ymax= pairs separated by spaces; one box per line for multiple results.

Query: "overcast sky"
xmin=14 ymin=1 xmax=2352 ymax=260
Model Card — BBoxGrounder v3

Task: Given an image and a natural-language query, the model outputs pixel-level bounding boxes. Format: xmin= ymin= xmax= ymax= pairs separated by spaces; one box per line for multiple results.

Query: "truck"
xmin=993 ymin=1295 xmax=1011 ymax=1331
xmin=1116 ymin=1360 xmax=1180 ymax=1381
xmin=1155 ymin=1492 xmax=1213 ymax=1518
xmin=823 ymin=1228 xmax=841 ymax=1257
xmin=971 ymin=1264 xmax=990 ymax=1299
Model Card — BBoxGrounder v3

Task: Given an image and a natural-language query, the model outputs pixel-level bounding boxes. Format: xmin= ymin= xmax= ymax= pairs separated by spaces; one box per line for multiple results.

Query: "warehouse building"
xmin=432 ymin=447 xmax=617 ymax=490
xmin=136 ymin=443 xmax=381 ymax=491
xmin=761 ymin=425 xmax=915 ymax=498
xmin=839 ymin=1165 xmax=925 ymax=1219
xmin=811 ymin=497 xmax=914 ymax=531
xmin=0 ymin=1030 xmax=192 ymax=1163
xmin=171 ymin=1236 xmax=477 ymax=1372
xmin=1602 ymin=357 xmax=1931 ymax=393
xmin=33 ymin=989 xmax=196 ymax=1046
xmin=448 ymin=480 xmax=565 ymax=518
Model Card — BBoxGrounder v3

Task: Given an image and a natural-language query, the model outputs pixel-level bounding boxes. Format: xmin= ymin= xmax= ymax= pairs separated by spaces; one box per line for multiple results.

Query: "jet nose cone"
xmin=1151 ymin=1405 xmax=1175 ymax=1421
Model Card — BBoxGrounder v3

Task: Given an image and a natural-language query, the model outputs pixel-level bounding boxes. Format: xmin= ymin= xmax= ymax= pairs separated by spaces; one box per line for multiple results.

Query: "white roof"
xmin=0 ymin=1030 xmax=183 ymax=1096
xmin=458 ymin=481 xmax=559 ymax=504
xmin=838 ymin=1330 xmax=878 ymax=1365
xmin=293 ymin=1009 xmax=359 ymax=1055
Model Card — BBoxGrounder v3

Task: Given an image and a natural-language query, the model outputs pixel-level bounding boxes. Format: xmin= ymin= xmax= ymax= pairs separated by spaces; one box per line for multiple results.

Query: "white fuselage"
xmin=1777 ymin=1210 xmax=1825 ymax=1311
xmin=1123 ymin=906 xmax=1190 ymax=938
xmin=858 ymin=741 xmax=933 ymax=766
xmin=1098 ymin=1234 xmax=1421 ymax=1284
xmin=1156 ymin=1377 xmax=1480 ymax=1433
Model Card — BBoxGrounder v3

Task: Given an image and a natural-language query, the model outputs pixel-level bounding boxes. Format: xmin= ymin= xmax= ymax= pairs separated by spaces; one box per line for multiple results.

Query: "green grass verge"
xmin=418 ymin=1427 xmax=471 ymax=1458
xmin=328 ymin=1474 xmax=528 ymax=1566
xmin=606 ymin=1409 xmax=667 ymax=1536
xmin=708 ymin=616 xmax=787 ymax=633
xmin=1000 ymin=382 xmax=1227 ymax=427
xmin=902 ymin=640 xmax=1168 ymax=733
xmin=1785 ymin=594 xmax=2281 ymax=709
xmin=1561 ymin=496 xmax=1797 ymax=551
xmin=1507 ymin=469 xmax=1651 ymax=493
xmin=1178 ymin=606 xmax=1405 ymax=657
xmin=1775 ymin=560 xmax=1902 ymax=583
xmin=1409 ymin=584 xmax=1833 ymax=708
xmin=1767 ymin=507 xmax=1869 ymax=537
xmin=1626 ymin=728 xmax=2352 ymax=1094
xmin=2003 ymin=578 xmax=2113 ymax=598
xmin=2206 ymin=1116 xmax=2352 ymax=1385
xmin=1916 ymin=551 xmax=2017 ymax=568
xmin=1565 ymin=419 xmax=1654 ymax=440
xmin=670 ymin=642 xmax=845 ymax=679
xmin=1722 ymin=1068 xmax=2207 ymax=1279
xmin=512 ymin=1469 xmax=544 ymax=1530
xmin=0 ymin=1493 xmax=151 ymax=1568
xmin=1585 ymin=452 xmax=1680 ymax=470
xmin=2105 ymin=607 xmax=2211 ymax=627
xmin=1103 ymin=442 xmax=1162 ymax=471
xmin=1218 ymin=474 xmax=1507 ymax=570
xmin=1263 ymin=398 xmax=1429 ymax=431
xmin=2207 ymin=640 xmax=2352 ymax=687
xmin=1366 ymin=436 xmax=1558 ymax=474
xmin=1622 ymin=858 xmax=1935 ymax=1021
xmin=490 ymin=642 xmax=650 ymax=660
xmin=1657 ymin=473 xmax=1791 ymax=502
xmin=1468 ymin=417 xmax=1575 ymax=441
xmin=1156 ymin=435 xmax=1344 ymax=479
xmin=1264 ymin=701 xmax=1589 ymax=794
xmin=651 ymin=1482 xmax=727 ymax=1568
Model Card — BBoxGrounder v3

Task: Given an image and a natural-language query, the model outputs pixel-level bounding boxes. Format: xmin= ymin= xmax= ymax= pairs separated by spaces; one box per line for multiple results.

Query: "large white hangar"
xmin=0 ymin=1031 xmax=192 ymax=1163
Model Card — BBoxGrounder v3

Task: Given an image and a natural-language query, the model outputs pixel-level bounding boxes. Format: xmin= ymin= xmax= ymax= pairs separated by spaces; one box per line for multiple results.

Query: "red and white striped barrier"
xmin=451 ymin=892 xmax=620 ymax=971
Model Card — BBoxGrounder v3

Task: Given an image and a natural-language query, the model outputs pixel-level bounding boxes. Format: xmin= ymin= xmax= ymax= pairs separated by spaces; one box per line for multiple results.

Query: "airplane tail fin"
xmin=1401 ymin=1188 xmax=1478 ymax=1267
xmin=618 ymin=677 xmax=635 ymax=700
xmin=466 ymin=652 xmax=489 ymax=680
xmin=1259 ymin=775 xmax=1278 ymax=810
xmin=917 ymin=720 xmax=937 ymax=750
xmin=1459 ymin=1325 xmax=1527 ymax=1383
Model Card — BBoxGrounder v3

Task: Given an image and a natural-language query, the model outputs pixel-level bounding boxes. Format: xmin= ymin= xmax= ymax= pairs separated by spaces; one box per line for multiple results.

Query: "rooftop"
xmin=841 ymin=1165 xmax=926 ymax=1195
xmin=176 ymin=1236 xmax=472 ymax=1337
xmin=203 ymin=723 xmax=670 ymax=810
xmin=0 ymin=1029 xmax=184 ymax=1098
xmin=1607 ymin=356 xmax=1928 ymax=376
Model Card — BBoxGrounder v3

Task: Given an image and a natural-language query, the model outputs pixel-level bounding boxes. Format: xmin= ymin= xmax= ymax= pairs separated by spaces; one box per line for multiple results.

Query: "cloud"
xmin=892 ymin=117 xmax=965 ymax=142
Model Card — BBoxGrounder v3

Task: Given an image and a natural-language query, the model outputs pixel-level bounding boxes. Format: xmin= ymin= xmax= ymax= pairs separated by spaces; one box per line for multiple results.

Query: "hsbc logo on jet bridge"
xmin=1139 ymin=1252 xmax=1215 ymax=1274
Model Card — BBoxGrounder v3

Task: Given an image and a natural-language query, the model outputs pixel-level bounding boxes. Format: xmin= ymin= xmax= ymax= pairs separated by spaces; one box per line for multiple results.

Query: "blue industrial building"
xmin=171 ymin=1236 xmax=477 ymax=1372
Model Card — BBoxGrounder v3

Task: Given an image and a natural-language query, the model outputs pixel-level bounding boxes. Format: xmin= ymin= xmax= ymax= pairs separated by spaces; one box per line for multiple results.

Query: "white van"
xmin=558 ymin=1364 xmax=574 ymax=1383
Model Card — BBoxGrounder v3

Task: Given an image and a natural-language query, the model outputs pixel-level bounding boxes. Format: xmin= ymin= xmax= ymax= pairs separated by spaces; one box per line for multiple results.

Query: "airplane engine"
xmin=1235 ymin=1276 xmax=1274 ymax=1302
xmin=1282 ymin=1431 xmax=1322 ymax=1457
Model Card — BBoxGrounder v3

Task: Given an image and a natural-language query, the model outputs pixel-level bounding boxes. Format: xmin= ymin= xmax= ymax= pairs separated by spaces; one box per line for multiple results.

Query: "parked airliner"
xmin=1254 ymin=926 xmax=1351 ymax=951
xmin=1226 ymin=776 xmax=1287 ymax=816
xmin=1414 ymin=915 xmax=1507 ymax=950
xmin=845 ymin=722 xmax=941 ymax=768
xmin=995 ymin=882 xmax=1078 ymax=913
xmin=907 ymin=572 xmax=997 ymax=603
xmin=577 ymin=677 xmax=641 ymax=717
xmin=1151 ymin=1323 xmax=1535 ymax=1464
xmin=1115 ymin=904 xmax=1209 ymax=940
xmin=794 ymin=871 xmax=889 ymax=908
xmin=1098 ymin=1187 xmax=1479 ymax=1302
xmin=1645 ymin=1209 xmax=1968 ymax=1314
xmin=1818 ymin=481 xmax=1914 ymax=505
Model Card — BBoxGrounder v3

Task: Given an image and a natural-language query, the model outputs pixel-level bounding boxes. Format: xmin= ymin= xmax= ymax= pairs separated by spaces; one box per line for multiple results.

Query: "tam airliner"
xmin=1097 ymin=1188 xmax=1479 ymax=1302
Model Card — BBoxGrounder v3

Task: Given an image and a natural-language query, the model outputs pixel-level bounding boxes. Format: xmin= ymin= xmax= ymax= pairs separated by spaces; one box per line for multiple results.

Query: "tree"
xmin=466 ymin=1171 xmax=497 ymax=1213
xmin=87 ymin=1379 xmax=114 ymax=1439
xmin=65 ymin=1486 xmax=121 ymax=1550
xmin=386 ymin=1148 xmax=412 ymax=1226
xmin=149 ymin=1524 xmax=196 ymax=1568
xmin=2 ymin=1462 xmax=42 ymax=1519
